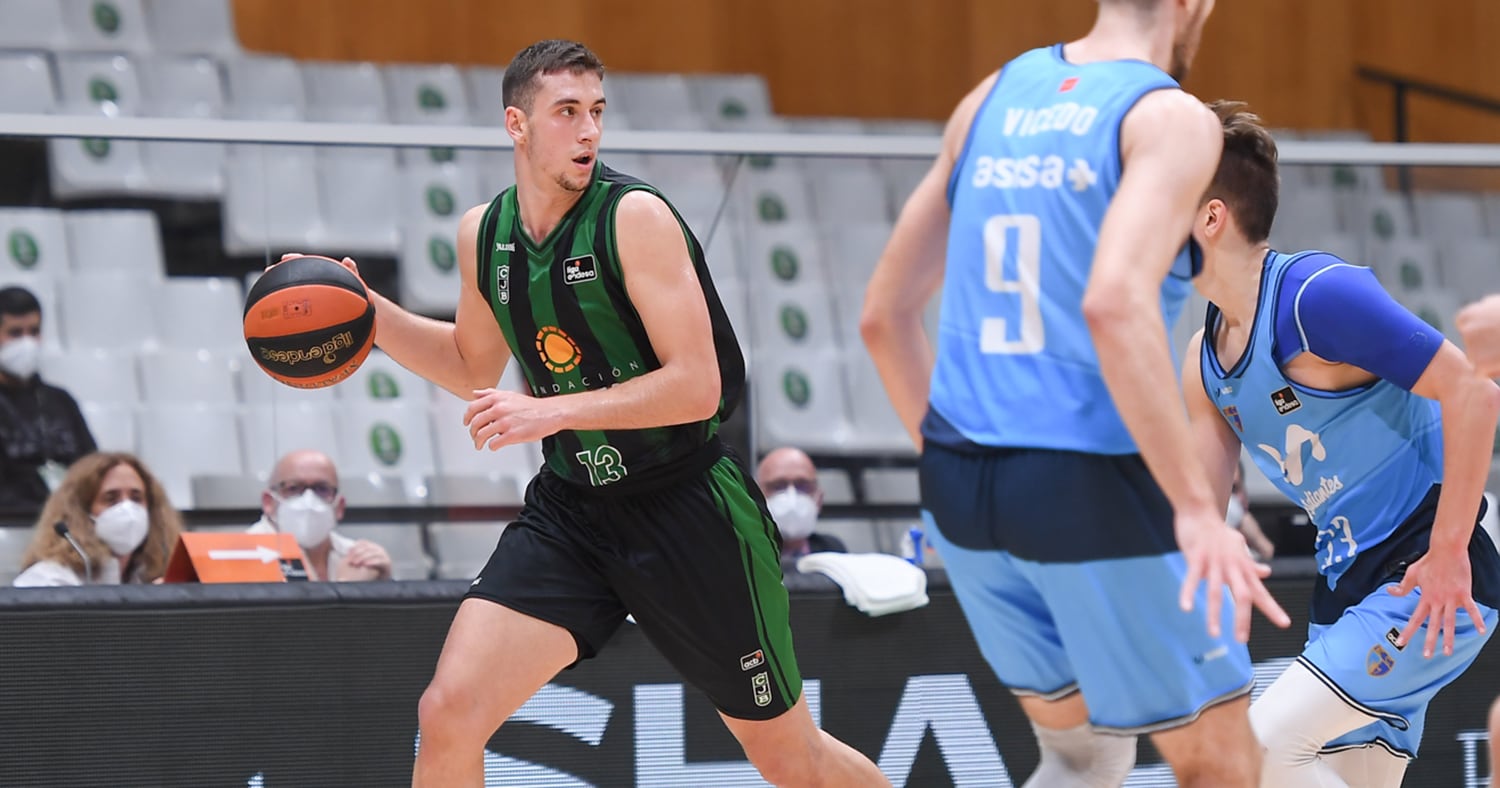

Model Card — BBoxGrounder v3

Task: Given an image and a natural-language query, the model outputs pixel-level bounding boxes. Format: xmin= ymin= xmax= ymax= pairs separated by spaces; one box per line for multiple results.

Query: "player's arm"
xmin=860 ymin=73 xmax=995 ymax=449
xmin=1083 ymin=90 xmax=1222 ymax=517
xmin=1181 ymin=330 xmax=1242 ymax=516
xmin=362 ymin=204 xmax=513 ymax=399
xmin=1458 ymin=294 xmax=1500 ymax=378
xmin=466 ymin=190 xmax=721 ymax=449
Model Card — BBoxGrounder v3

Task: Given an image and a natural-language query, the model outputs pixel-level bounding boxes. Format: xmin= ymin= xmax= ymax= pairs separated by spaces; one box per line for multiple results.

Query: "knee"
xmin=1031 ymin=723 xmax=1136 ymax=787
xmin=418 ymin=680 xmax=483 ymax=740
xmin=1489 ymin=694 xmax=1500 ymax=734
xmin=746 ymin=735 xmax=824 ymax=788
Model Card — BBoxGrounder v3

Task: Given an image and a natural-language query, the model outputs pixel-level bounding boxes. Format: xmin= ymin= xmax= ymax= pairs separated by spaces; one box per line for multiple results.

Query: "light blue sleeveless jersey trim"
xmin=928 ymin=44 xmax=1195 ymax=454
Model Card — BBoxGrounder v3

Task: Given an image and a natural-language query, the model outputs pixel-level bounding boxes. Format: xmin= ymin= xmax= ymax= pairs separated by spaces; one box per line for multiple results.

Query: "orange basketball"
xmin=242 ymin=255 xmax=376 ymax=389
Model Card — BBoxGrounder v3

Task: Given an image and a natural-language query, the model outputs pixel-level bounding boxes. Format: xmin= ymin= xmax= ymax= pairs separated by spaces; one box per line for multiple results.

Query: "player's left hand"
xmin=464 ymin=388 xmax=563 ymax=451
xmin=1389 ymin=547 xmax=1486 ymax=658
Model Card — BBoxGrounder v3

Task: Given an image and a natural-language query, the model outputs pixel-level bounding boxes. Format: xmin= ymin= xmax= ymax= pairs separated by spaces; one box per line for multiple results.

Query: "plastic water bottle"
xmin=900 ymin=524 xmax=925 ymax=567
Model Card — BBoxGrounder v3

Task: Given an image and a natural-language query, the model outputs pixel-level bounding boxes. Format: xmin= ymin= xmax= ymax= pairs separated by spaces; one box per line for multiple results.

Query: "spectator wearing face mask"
xmin=249 ymin=449 xmax=392 ymax=581
xmin=1229 ymin=459 xmax=1275 ymax=562
xmin=755 ymin=447 xmax=848 ymax=560
xmin=0 ymin=286 xmax=96 ymax=513
xmin=13 ymin=452 xmax=183 ymax=586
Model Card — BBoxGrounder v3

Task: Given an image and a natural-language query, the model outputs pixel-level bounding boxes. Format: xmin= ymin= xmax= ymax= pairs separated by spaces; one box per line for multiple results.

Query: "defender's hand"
xmin=1177 ymin=508 xmax=1292 ymax=642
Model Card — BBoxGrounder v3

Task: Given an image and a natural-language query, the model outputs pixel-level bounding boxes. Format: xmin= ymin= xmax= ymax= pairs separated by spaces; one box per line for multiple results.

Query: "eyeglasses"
xmin=273 ymin=480 xmax=339 ymax=503
xmin=764 ymin=478 xmax=818 ymax=496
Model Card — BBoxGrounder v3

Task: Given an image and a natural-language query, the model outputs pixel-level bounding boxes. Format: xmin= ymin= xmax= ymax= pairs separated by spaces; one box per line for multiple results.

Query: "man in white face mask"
xmin=755 ymin=447 xmax=847 ymax=561
xmin=248 ymin=449 xmax=392 ymax=581
xmin=0 ymin=285 xmax=95 ymax=513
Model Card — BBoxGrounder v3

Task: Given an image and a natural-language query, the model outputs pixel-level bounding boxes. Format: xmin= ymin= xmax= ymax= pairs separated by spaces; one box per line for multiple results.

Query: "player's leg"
xmin=1322 ymin=741 xmax=1410 ymax=788
xmin=413 ymin=599 xmax=578 ymax=788
xmin=416 ymin=474 xmax=627 ymax=788
xmin=1016 ymin=694 xmax=1138 ymax=788
xmin=603 ymin=455 xmax=888 ymax=787
xmin=1490 ymin=696 xmax=1500 ymax=786
xmin=1247 ymin=661 xmax=1382 ymax=788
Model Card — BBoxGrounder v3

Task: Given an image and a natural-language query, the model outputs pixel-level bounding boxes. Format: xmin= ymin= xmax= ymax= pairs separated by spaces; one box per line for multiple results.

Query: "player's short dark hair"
xmin=1204 ymin=100 xmax=1279 ymax=244
xmin=502 ymin=39 xmax=605 ymax=113
xmin=0 ymin=286 xmax=41 ymax=318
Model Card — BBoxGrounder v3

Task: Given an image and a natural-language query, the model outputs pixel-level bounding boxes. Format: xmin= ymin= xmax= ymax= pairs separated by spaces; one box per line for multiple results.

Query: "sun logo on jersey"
xmin=535 ymin=326 xmax=581 ymax=374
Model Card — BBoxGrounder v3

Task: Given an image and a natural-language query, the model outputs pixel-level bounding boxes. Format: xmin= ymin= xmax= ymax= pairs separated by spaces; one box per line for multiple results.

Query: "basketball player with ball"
xmin=260 ymin=39 xmax=886 ymax=788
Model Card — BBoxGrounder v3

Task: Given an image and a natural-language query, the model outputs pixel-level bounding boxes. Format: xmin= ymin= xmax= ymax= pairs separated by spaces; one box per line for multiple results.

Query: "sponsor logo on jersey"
xmin=494 ymin=241 xmax=515 ymax=252
xmin=970 ymin=155 xmax=1098 ymax=192
xmin=535 ymin=326 xmax=582 ymax=374
xmin=497 ymin=264 xmax=510 ymax=305
xmin=741 ymin=649 xmax=765 ymax=672
xmin=563 ymin=254 xmax=598 ymax=285
xmin=1001 ymin=102 xmax=1099 ymax=137
xmin=1386 ymin=627 xmax=1405 ymax=651
xmin=751 ymin=671 xmax=773 ymax=707
xmin=1057 ymin=76 xmax=1080 ymax=93
xmin=1271 ymin=386 xmax=1302 ymax=415
xmin=1193 ymin=645 xmax=1229 ymax=665
xmin=1222 ymin=405 xmax=1243 ymax=433
xmin=1367 ymin=644 xmax=1395 ymax=677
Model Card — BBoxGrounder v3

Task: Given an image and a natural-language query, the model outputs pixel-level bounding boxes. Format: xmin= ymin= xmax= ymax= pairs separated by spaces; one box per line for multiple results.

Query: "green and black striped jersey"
xmin=476 ymin=162 xmax=745 ymax=492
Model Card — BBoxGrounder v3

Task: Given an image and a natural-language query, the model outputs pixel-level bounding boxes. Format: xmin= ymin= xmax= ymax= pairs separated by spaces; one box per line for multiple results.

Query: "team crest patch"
xmin=1222 ymin=405 xmax=1243 ymax=433
xmin=497 ymin=264 xmax=510 ymax=305
xmin=751 ymin=671 xmax=772 ymax=708
xmin=1271 ymin=386 xmax=1302 ymax=415
xmin=563 ymin=254 xmax=598 ymax=285
xmin=1367 ymin=644 xmax=1396 ymax=677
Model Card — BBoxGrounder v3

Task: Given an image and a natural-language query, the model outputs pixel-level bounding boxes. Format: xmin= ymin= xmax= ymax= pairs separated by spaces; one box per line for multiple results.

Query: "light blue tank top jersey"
xmin=1201 ymin=251 xmax=1444 ymax=584
xmin=927 ymin=45 xmax=1196 ymax=454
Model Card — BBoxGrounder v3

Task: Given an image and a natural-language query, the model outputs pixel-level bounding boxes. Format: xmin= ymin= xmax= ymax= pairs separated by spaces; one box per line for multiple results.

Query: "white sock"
xmin=1021 ymin=722 xmax=1136 ymax=788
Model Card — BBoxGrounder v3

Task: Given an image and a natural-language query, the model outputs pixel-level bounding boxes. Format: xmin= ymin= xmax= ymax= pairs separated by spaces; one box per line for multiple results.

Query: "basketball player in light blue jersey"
xmin=1184 ymin=101 xmax=1500 ymax=787
xmin=862 ymin=1 xmax=1291 ymax=785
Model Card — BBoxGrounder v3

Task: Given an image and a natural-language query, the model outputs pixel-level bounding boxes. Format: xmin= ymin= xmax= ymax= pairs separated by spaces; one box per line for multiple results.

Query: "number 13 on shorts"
xmin=982 ymin=213 xmax=1044 ymax=355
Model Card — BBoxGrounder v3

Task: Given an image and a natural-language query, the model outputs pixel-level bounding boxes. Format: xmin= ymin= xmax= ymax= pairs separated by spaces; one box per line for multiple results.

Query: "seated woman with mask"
xmin=13 ymin=452 xmax=183 ymax=586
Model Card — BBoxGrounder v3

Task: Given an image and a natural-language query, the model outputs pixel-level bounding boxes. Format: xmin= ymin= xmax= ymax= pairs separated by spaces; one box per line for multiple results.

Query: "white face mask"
xmin=1226 ymin=495 xmax=1246 ymax=529
xmin=94 ymin=499 xmax=149 ymax=556
xmin=273 ymin=489 xmax=338 ymax=548
xmin=0 ymin=335 xmax=41 ymax=379
xmin=767 ymin=488 xmax=819 ymax=541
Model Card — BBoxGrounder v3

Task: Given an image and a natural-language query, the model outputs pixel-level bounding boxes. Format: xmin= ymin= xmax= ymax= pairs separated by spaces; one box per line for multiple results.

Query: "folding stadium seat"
xmin=64 ymin=209 xmax=165 ymax=278
xmin=1270 ymin=185 xmax=1341 ymax=251
xmin=0 ymin=0 xmax=67 ymax=49
xmin=79 ymin=401 xmax=136 ymax=453
xmin=473 ymin=149 xmax=516 ymax=205
xmin=339 ymin=473 xmax=408 ymax=506
xmin=862 ymin=467 xmax=921 ymax=504
xmin=302 ymin=61 xmax=389 ymax=123
xmin=334 ymin=401 xmax=437 ymax=500
xmin=1485 ymin=193 xmax=1500 ymax=238
xmin=316 ymin=147 xmax=401 ymax=254
xmin=752 ymin=348 xmax=853 ymax=452
xmin=383 ymin=63 xmax=474 ymax=168
xmin=1351 ymin=192 xmax=1417 ymax=253
xmin=744 ymin=222 xmax=827 ymax=291
xmin=237 ymin=363 xmax=340 ymax=408
xmin=822 ymin=222 xmax=893 ymax=292
xmin=817 ymin=468 xmax=855 ymax=505
xmin=712 ymin=281 xmax=751 ymax=356
xmin=137 ymin=347 xmax=238 ymax=405
xmin=1300 ymin=130 xmax=1384 ymax=194
xmin=222 ymin=55 xmax=306 ymax=120
xmin=659 ymin=182 xmax=734 ymax=245
xmin=48 ymin=53 xmax=150 ymax=197
xmin=842 ymin=356 xmax=916 ymax=454
xmin=1301 ymin=233 xmax=1363 ymax=265
xmin=427 ymin=522 xmax=507 ymax=580
xmin=428 ymin=393 xmax=542 ymax=484
xmin=749 ymin=282 xmax=840 ymax=356
xmin=138 ymin=402 xmax=244 ymax=507
xmin=0 ymin=208 xmax=71 ymax=280
xmin=648 ymin=153 xmax=726 ymax=197
xmin=463 ymin=65 xmax=506 ymax=127
xmin=0 ymin=526 xmax=34 ymax=584
xmin=240 ymin=400 xmax=340 ymax=476
xmin=687 ymin=73 xmax=774 ymax=128
xmin=1438 ymin=239 xmax=1500 ymax=296
xmin=703 ymin=223 xmax=745 ymax=283
xmin=142 ymin=0 xmax=240 ymax=57
xmin=338 ymin=349 xmax=433 ymax=403
xmin=399 ymin=164 xmax=484 ymax=230
xmin=58 ymin=0 xmax=150 ymax=52
xmin=810 ymin=164 xmax=893 ymax=225
xmin=190 ymin=473 xmax=263 ymax=508
xmin=608 ymin=73 xmax=698 ymax=130
xmin=335 ymin=523 xmax=432 ymax=580
xmin=221 ymin=145 xmax=322 ymax=255
xmin=40 ymin=346 xmax=140 ymax=405
xmin=135 ymin=55 xmax=227 ymax=197
xmin=398 ymin=221 xmax=462 ymax=316
xmin=1414 ymin=191 xmax=1488 ymax=241
xmin=59 ymin=274 xmax=157 ymax=350
xmin=737 ymin=170 xmax=817 ymax=227
xmin=152 ymin=276 xmax=244 ymax=351
xmin=878 ymin=157 xmax=930 ymax=215
xmin=1367 ymin=238 xmax=1440 ymax=296
xmin=0 ymin=52 xmax=57 ymax=113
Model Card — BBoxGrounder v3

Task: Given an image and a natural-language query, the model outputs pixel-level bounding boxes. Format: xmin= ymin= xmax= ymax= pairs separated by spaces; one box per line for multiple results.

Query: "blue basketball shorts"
xmin=920 ymin=442 xmax=1253 ymax=733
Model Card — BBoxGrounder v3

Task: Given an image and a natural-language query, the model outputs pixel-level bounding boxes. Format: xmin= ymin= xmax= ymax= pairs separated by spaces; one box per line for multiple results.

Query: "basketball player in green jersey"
xmin=288 ymin=39 xmax=889 ymax=788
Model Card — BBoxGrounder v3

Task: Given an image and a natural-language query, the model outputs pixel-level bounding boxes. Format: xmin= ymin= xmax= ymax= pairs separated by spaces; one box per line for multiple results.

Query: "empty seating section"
xmin=3 ymin=0 xmax=1498 ymax=564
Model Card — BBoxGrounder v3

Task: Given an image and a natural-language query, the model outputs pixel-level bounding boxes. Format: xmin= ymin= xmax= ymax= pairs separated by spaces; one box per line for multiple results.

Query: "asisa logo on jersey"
xmin=970 ymin=155 xmax=1098 ymax=192
xmin=1271 ymin=386 xmax=1302 ymax=415
xmin=535 ymin=326 xmax=582 ymax=374
xmin=563 ymin=254 xmax=598 ymax=286
xmin=1367 ymin=644 xmax=1396 ymax=677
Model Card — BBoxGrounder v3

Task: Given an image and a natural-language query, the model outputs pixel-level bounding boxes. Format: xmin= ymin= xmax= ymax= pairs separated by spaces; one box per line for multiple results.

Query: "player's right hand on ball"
xmin=1176 ymin=508 xmax=1292 ymax=642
